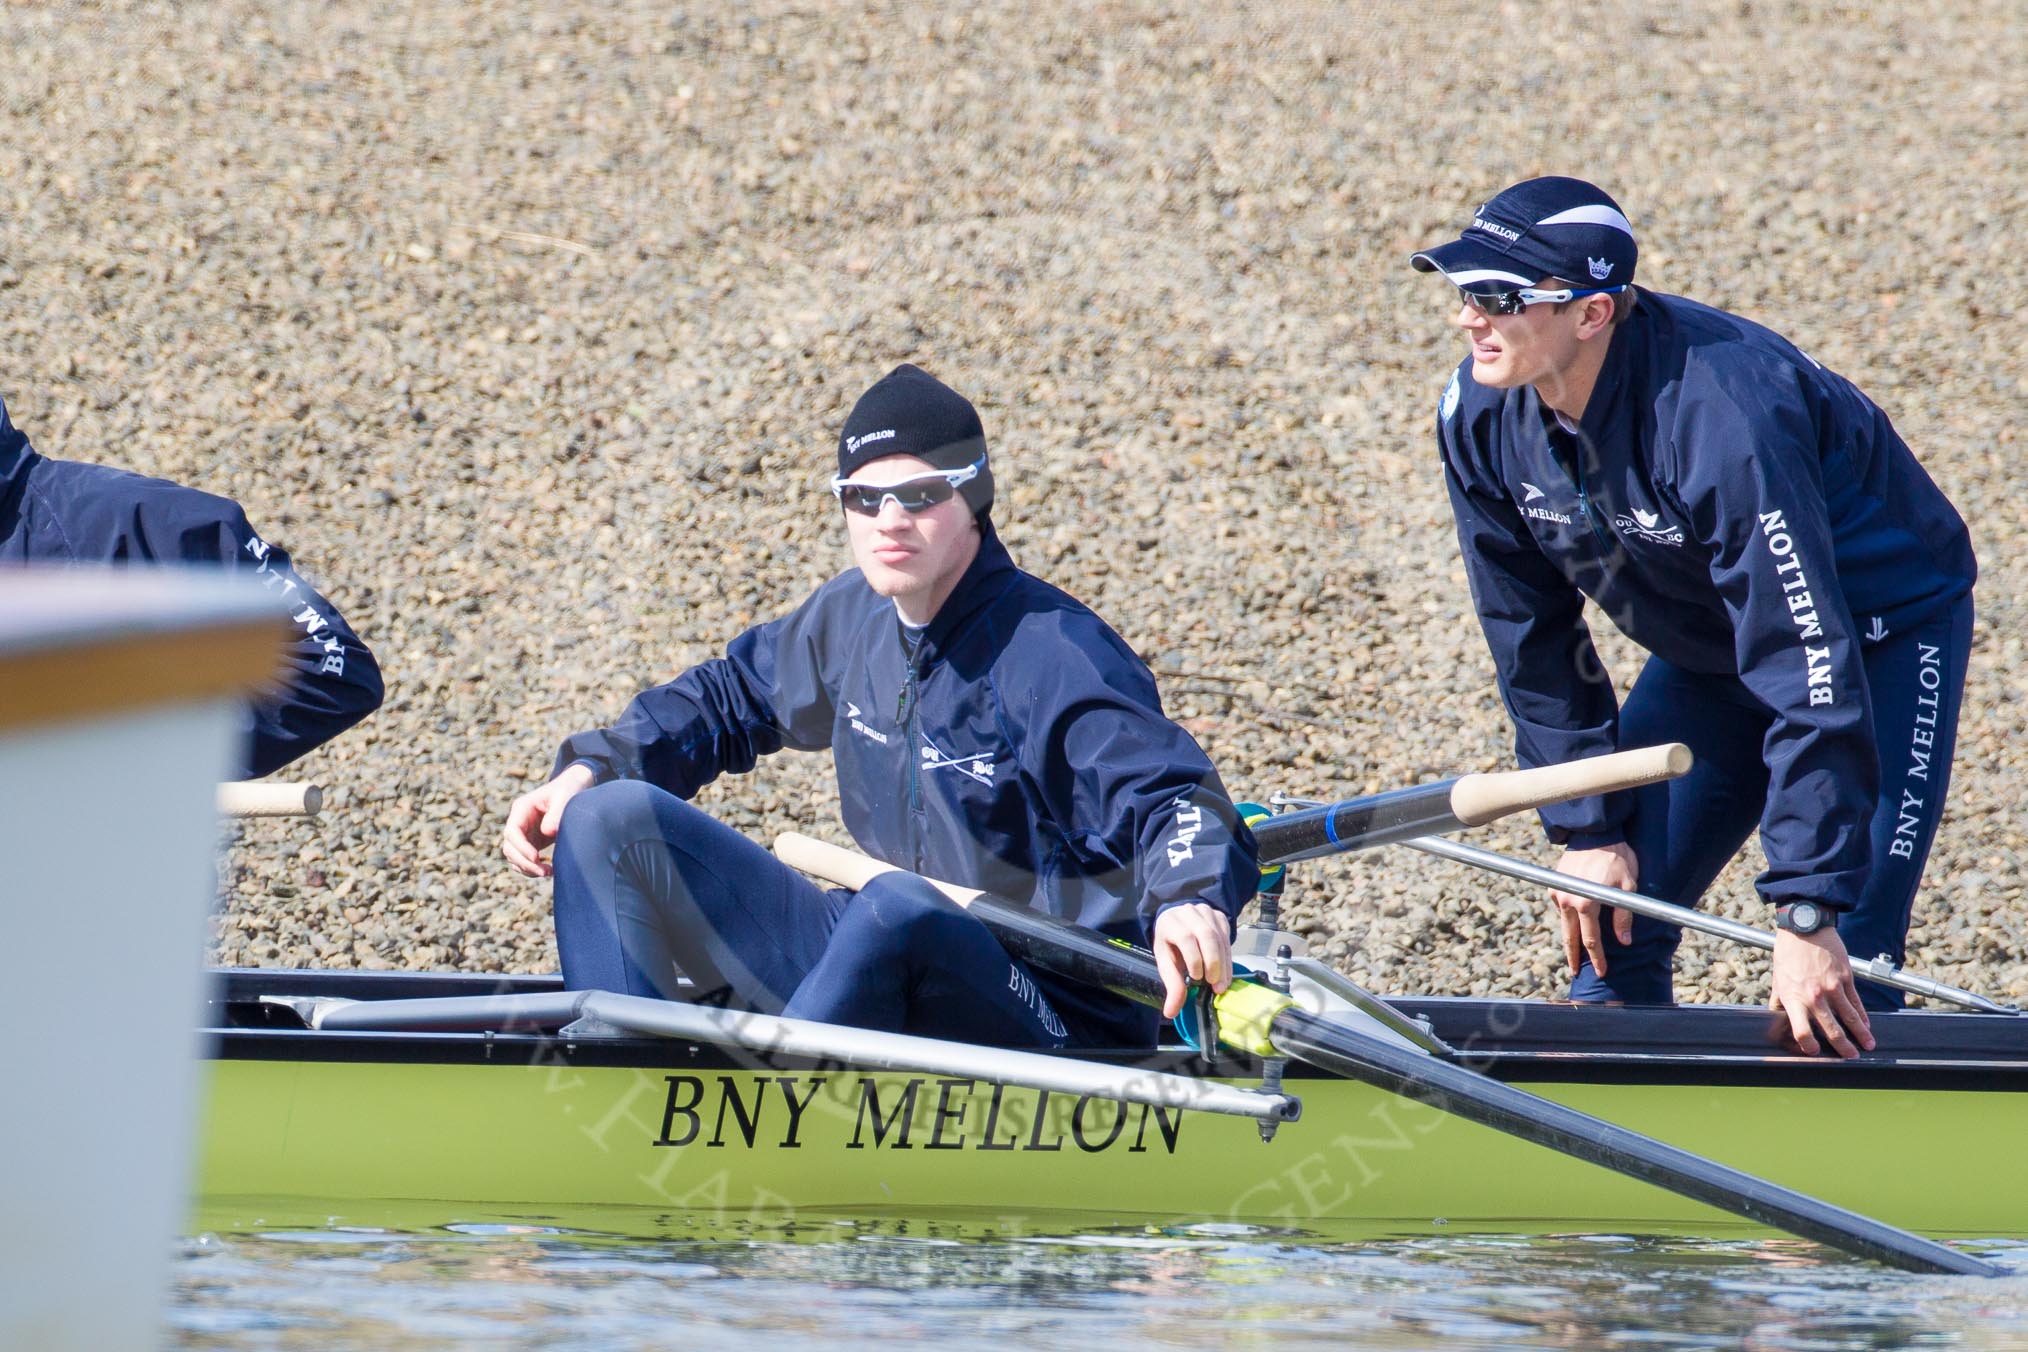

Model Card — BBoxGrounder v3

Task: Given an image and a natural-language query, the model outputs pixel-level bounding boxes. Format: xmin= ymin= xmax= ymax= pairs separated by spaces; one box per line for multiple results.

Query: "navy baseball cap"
xmin=1411 ymin=177 xmax=1637 ymax=291
xmin=837 ymin=364 xmax=993 ymax=517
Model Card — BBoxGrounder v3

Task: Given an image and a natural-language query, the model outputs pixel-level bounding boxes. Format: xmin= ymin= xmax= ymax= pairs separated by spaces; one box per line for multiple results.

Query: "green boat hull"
xmin=195 ymin=1048 xmax=2028 ymax=1236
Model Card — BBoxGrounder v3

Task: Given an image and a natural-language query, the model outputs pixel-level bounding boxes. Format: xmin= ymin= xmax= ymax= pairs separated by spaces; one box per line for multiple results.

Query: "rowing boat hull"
xmin=197 ymin=970 xmax=2028 ymax=1237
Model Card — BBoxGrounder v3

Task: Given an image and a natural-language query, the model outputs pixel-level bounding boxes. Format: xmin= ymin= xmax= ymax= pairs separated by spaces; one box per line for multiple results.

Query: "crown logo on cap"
xmin=1587 ymin=257 xmax=1613 ymax=281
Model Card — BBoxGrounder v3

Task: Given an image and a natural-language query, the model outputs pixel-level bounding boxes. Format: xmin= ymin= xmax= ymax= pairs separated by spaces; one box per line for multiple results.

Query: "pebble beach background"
xmin=5 ymin=1 xmax=2023 ymax=1005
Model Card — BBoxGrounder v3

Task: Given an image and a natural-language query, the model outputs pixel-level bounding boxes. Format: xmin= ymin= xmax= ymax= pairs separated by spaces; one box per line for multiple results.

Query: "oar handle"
xmin=774 ymin=832 xmax=984 ymax=905
xmin=774 ymin=833 xmax=1168 ymax=1008
xmin=216 ymin=782 xmax=323 ymax=818
xmin=1448 ymin=742 xmax=1692 ymax=826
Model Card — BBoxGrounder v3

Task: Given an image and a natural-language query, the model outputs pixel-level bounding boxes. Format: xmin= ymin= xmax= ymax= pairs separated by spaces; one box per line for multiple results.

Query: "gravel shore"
xmin=6 ymin=2 xmax=2024 ymax=1004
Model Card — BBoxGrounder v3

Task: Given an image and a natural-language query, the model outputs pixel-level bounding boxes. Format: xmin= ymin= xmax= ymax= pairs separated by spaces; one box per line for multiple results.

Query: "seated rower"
xmin=0 ymin=392 xmax=384 ymax=778
xmin=501 ymin=364 xmax=1256 ymax=1047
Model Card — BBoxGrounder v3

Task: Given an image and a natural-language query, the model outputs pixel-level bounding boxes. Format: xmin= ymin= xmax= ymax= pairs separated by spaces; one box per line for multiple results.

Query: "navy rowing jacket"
xmin=556 ymin=523 xmax=1257 ymax=956
xmin=0 ymin=396 xmax=384 ymax=778
xmin=1438 ymin=289 xmax=1975 ymax=908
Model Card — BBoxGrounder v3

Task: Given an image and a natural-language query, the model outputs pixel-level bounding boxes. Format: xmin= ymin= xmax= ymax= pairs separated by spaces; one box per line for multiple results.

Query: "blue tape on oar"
xmin=1237 ymin=802 xmax=1284 ymax=892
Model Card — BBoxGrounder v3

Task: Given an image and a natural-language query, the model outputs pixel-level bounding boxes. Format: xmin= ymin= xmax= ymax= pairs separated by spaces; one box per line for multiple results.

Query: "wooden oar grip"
xmin=773 ymin=832 xmax=984 ymax=906
xmin=1446 ymin=743 xmax=1691 ymax=827
xmin=776 ymin=834 xmax=1168 ymax=1008
xmin=216 ymin=782 xmax=323 ymax=818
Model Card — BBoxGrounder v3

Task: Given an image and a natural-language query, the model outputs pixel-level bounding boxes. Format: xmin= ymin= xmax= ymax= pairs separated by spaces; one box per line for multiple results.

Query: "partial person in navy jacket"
xmin=1411 ymin=177 xmax=1975 ymax=1057
xmin=0 ymin=394 xmax=383 ymax=778
xmin=502 ymin=364 xmax=1256 ymax=1048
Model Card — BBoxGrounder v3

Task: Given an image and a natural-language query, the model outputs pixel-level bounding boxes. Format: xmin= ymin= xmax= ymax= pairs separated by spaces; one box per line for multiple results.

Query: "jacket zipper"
xmin=1550 ymin=420 xmax=1615 ymax=555
xmin=896 ymin=643 xmax=925 ymax=867
xmin=1576 ymin=478 xmax=1613 ymax=553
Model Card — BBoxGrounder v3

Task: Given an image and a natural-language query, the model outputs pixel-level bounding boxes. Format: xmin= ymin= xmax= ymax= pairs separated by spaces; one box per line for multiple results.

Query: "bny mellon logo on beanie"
xmin=837 ymin=363 xmax=994 ymax=517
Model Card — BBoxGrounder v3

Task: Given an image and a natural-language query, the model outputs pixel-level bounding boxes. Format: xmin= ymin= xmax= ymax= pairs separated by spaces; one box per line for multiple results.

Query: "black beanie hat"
xmin=836 ymin=364 xmax=993 ymax=517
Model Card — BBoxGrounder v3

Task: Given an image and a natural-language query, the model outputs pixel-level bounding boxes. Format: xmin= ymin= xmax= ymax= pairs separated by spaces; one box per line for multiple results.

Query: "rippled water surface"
xmin=167 ymin=1204 xmax=2028 ymax=1350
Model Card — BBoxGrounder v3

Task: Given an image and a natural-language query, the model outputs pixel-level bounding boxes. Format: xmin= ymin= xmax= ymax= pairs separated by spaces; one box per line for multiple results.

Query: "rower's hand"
xmin=1550 ymin=842 xmax=1639 ymax=976
xmin=1153 ymin=902 xmax=1233 ymax=1020
xmin=1771 ymin=926 xmax=1874 ymax=1059
xmin=501 ymin=763 xmax=598 ymax=878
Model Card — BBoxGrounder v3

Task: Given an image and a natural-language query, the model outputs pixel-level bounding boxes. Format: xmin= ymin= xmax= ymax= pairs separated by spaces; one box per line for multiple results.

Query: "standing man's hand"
xmin=1549 ymin=842 xmax=1640 ymax=976
xmin=1771 ymin=927 xmax=1874 ymax=1059
xmin=501 ymin=762 xmax=598 ymax=877
xmin=1152 ymin=902 xmax=1233 ymax=1019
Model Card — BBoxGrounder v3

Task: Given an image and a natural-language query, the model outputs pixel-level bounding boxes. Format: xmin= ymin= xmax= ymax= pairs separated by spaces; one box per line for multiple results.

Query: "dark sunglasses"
xmin=1458 ymin=283 xmax=1626 ymax=316
xmin=830 ymin=456 xmax=983 ymax=517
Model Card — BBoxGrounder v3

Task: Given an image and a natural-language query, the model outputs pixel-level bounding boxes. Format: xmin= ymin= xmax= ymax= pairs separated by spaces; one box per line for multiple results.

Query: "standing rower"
xmin=502 ymin=364 xmax=1255 ymax=1047
xmin=1410 ymin=176 xmax=1976 ymax=1057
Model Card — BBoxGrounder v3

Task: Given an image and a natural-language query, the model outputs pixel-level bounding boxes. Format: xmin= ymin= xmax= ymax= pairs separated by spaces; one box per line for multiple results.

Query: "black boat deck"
xmin=203 ymin=967 xmax=2028 ymax=1091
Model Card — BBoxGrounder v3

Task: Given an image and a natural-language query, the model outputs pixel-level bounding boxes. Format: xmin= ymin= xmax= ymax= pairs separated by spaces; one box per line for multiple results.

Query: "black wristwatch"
xmin=1774 ymin=901 xmax=1836 ymax=936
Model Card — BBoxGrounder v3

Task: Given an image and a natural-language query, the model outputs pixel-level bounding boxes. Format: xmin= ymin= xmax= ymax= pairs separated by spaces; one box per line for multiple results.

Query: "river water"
xmin=169 ymin=1204 xmax=2028 ymax=1350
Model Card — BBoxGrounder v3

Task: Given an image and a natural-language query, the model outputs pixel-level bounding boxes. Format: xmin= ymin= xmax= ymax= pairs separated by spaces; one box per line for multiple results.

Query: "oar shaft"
xmin=964 ymin=894 xmax=1166 ymax=1007
xmin=1405 ymin=835 xmax=2018 ymax=1016
xmin=1252 ymin=744 xmax=1692 ymax=865
xmin=984 ymin=888 xmax=1995 ymax=1274
xmin=1268 ymin=1005 xmax=1995 ymax=1277
xmin=773 ymin=832 xmax=2002 ymax=1274
xmin=1252 ymin=780 xmax=1464 ymax=864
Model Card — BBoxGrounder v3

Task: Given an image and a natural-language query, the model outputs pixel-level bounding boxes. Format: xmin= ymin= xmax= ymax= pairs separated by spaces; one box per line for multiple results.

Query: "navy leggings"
xmin=1569 ymin=595 xmax=1972 ymax=1010
xmin=549 ymin=780 xmax=1072 ymax=1047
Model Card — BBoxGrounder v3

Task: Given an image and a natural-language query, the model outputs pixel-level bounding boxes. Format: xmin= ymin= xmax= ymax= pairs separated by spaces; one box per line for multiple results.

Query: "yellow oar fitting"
xmin=1238 ymin=802 xmax=1285 ymax=889
xmin=1211 ymin=980 xmax=1296 ymax=1059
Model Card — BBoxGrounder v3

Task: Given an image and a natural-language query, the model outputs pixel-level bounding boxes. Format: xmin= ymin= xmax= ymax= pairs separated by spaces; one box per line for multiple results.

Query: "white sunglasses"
xmin=829 ymin=457 xmax=982 ymax=516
